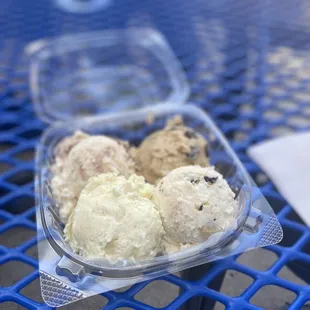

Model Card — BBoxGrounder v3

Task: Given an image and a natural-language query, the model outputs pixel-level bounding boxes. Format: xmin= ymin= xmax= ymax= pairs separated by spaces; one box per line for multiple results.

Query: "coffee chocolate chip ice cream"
xmin=154 ymin=165 xmax=237 ymax=252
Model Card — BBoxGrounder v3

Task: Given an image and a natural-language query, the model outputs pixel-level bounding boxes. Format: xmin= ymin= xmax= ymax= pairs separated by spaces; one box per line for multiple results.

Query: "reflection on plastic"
xmin=54 ymin=0 xmax=112 ymax=13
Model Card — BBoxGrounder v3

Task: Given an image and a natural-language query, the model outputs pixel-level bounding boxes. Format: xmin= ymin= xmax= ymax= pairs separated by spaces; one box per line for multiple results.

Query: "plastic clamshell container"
xmin=28 ymin=28 xmax=282 ymax=307
xmin=35 ymin=103 xmax=282 ymax=307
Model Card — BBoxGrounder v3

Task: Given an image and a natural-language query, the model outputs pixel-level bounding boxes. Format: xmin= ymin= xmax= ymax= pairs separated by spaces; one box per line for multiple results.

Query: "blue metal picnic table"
xmin=0 ymin=0 xmax=310 ymax=309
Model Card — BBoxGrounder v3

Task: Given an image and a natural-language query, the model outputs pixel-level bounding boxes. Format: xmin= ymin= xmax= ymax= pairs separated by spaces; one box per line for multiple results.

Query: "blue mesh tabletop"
xmin=0 ymin=0 xmax=310 ymax=309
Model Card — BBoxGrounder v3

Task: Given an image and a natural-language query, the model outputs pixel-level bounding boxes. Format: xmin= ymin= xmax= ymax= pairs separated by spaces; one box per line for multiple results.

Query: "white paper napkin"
xmin=248 ymin=131 xmax=310 ymax=226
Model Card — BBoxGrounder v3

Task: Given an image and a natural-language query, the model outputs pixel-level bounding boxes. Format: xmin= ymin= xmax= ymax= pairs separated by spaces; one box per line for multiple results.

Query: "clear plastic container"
xmin=27 ymin=28 xmax=282 ymax=307
xmin=37 ymin=103 xmax=251 ymax=272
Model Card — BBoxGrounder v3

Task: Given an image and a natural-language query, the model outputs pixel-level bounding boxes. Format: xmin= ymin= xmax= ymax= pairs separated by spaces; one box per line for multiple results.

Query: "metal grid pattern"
xmin=0 ymin=0 xmax=310 ymax=309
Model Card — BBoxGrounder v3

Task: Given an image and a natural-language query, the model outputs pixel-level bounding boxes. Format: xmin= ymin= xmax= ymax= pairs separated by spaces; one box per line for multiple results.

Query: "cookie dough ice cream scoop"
xmin=64 ymin=173 xmax=164 ymax=260
xmin=154 ymin=165 xmax=237 ymax=252
xmin=134 ymin=117 xmax=209 ymax=184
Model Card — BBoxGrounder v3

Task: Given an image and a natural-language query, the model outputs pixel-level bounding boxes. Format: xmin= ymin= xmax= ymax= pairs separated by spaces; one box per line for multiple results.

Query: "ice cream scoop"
xmin=64 ymin=173 xmax=164 ymax=260
xmin=51 ymin=134 xmax=136 ymax=223
xmin=65 ymin=135 xmax=135 ymax=193
xmin=52 ymin=130 xmax=89 ymax=175
xmin=154 ymin=165 xmax=237 ymax=252
xmin=134 ymin=117 xmax=209 ymax=184
xmin=55 ymin=130 xmax=89 ymax=160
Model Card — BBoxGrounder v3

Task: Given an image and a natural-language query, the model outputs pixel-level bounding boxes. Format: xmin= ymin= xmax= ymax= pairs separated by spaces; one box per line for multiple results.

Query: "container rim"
xmin=36 ymin=103 xmax=252 ymax=278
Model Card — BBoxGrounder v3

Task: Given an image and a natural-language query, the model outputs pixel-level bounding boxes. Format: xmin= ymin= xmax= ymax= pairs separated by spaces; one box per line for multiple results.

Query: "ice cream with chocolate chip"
xmin=154 ymin=165 xmax=237 ymax=252
xmin=134 ymin=117 xmax=210 ymax=184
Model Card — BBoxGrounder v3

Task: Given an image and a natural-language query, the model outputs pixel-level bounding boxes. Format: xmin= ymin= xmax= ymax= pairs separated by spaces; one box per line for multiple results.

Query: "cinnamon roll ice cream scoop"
xmin=51 ymin=134 xmax=136 ymax=223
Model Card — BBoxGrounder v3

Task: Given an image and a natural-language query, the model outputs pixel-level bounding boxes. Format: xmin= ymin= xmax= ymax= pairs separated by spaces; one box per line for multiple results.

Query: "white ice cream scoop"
xmin=154 ymin=165 xmax=237 ymax=252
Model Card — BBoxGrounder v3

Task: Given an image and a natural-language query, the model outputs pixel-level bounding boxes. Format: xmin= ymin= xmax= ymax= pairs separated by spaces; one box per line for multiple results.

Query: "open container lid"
xmin=25 ymin=28 xmax=189 ymax=123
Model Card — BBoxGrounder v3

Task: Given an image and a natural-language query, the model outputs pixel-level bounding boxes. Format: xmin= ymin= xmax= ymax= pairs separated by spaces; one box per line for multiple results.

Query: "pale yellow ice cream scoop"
xmin=64 ymin=173 xmax=164 ymax=260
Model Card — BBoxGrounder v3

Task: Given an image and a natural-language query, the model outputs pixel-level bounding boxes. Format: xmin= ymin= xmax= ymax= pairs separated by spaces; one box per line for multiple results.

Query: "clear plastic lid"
xmin=25 ymin=28 xmax=189 ymax=123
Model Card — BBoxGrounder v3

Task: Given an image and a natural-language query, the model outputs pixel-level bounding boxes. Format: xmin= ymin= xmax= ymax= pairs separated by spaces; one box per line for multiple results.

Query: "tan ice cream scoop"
xmin=134 ymin=116 xmax=210 ymax=184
